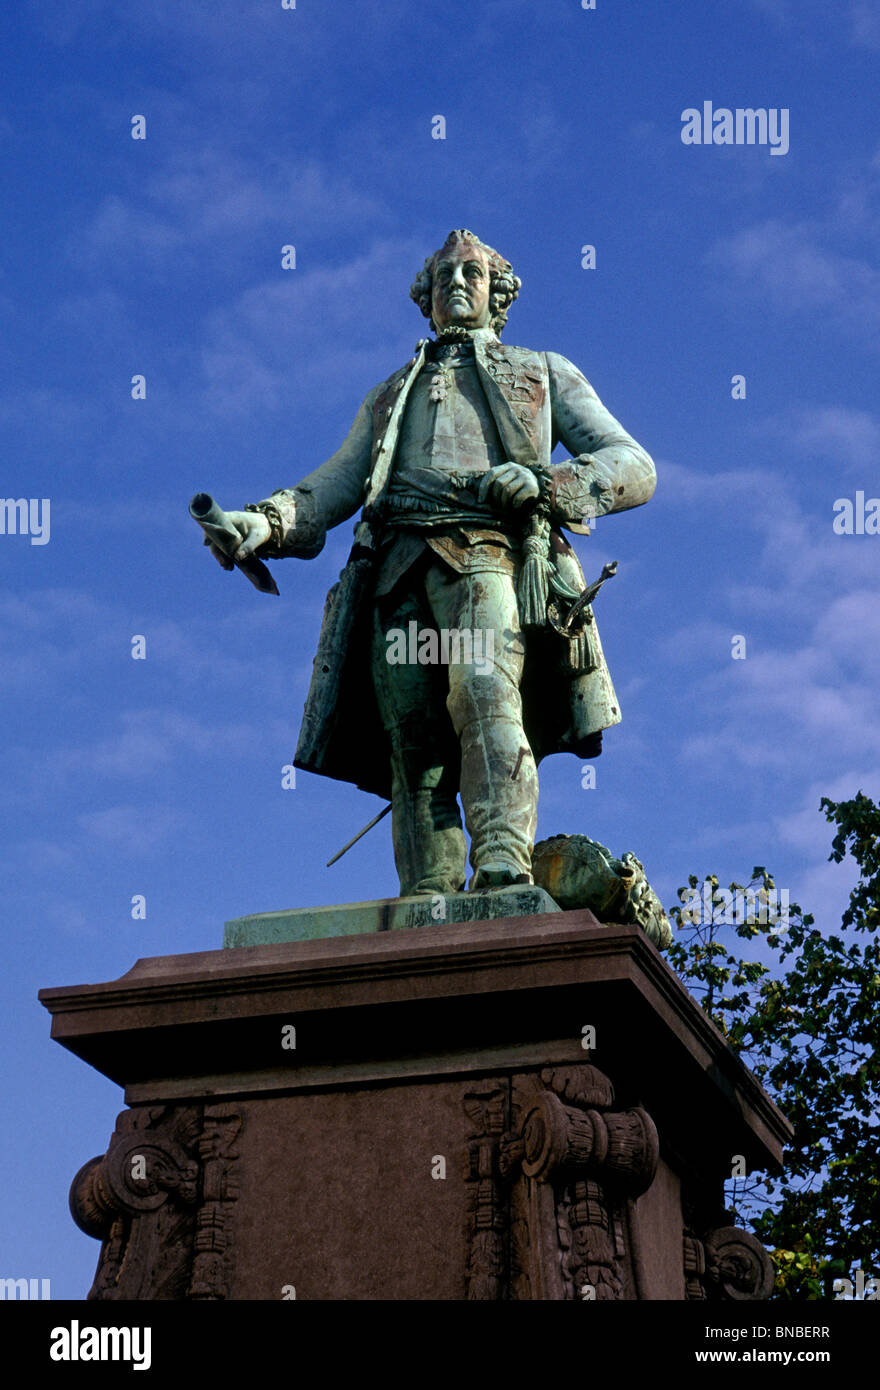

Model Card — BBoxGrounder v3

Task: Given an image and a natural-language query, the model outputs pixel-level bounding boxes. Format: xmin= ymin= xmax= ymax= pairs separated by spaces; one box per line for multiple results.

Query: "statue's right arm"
xmin=242 ymin=387 xmax=379 ymax=560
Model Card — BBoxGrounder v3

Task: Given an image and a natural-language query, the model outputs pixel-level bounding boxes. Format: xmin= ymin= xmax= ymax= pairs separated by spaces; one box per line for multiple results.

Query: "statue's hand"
xmin=477 ymin=462 xmax=540 ymax=511
xmin=202 ymin=509 xmax=272 ymax=569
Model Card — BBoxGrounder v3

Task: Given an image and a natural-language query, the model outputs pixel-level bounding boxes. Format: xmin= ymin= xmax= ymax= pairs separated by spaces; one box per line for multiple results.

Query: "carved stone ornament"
xmin=518 ymin=1090 xmax=659 ymax=1192
xmin=684 ymin=1225 xmax=775 ymax=1301
xmin=464 ymin=1064 xmax=659 ymax=1299
xmin=69 ymin=1103 xmax=242 ymax=1300
xmin=462 ymin=1085 xmax=509 ymax=1301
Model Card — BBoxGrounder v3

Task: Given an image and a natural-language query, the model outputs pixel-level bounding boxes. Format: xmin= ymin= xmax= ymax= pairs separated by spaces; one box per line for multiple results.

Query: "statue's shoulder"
xmin=495 ymin=347 xmax=595 ymax=406
xmin=499 ymin=343 xmax=581 ymax=370
xmin=540 ymin=350 xmax=595 ymax=393
xmin=483 ymin=342 xmax=552 ymax=384
xmin=489 ymin=340 xmax=545 ymax=365
xmin=540 ymin=348 xmax=581 ymax=373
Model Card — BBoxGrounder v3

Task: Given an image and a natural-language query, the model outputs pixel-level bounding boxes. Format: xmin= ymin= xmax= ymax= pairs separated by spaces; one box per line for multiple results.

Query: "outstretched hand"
xmin=202 ymin=510 xmax=272 ymax=568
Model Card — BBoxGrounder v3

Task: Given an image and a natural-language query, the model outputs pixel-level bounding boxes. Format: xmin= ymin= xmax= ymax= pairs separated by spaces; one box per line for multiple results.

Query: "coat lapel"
xmin=362 ymin=339 xmax=428 ymax=515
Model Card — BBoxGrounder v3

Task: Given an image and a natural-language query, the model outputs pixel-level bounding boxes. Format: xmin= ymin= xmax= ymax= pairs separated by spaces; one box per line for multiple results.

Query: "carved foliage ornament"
xmin=69 ymin=1103 xmax=242 ymax=1301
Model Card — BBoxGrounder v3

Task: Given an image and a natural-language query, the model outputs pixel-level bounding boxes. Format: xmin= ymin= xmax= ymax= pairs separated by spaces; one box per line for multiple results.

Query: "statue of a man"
xmin=204 ymin=229 xmax=656 ymax=898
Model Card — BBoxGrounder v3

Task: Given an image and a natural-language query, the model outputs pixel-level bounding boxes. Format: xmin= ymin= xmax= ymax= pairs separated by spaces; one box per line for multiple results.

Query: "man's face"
xmin=431 ymin=245 xmax=492 ymax=331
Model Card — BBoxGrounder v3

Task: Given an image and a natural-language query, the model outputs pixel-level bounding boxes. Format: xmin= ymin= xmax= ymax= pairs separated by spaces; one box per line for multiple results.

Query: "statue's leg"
xmin=370 ymin=578 xmax=467 ymax=897
xmin=424 ymin=564 xmax=538 ymax=889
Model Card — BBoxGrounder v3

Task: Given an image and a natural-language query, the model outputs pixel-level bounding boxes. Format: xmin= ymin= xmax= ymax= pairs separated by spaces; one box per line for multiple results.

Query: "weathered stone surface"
xmin=223 ymin=884 xmax=560 ymax=946
xmin=42 ymin=913 xmax=790 ymax=1300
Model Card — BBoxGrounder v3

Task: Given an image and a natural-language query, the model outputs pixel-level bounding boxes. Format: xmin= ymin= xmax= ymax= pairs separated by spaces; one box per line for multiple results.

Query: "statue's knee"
xmin=447 ymin=671 xmax=521 ymax=734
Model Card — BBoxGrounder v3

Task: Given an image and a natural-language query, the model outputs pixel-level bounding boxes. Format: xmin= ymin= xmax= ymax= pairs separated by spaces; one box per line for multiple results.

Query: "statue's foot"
xmin=469 ymin=861 xmax=533 ymax=891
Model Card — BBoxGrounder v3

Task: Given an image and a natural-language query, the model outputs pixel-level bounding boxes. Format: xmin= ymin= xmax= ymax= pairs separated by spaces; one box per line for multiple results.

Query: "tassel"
xmin=518 ymin=509 xmax=553 ymax=628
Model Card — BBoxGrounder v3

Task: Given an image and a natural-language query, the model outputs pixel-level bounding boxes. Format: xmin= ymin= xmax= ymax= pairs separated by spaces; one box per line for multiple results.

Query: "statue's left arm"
xmin=544 ymin=352 xmax=656 ymax=532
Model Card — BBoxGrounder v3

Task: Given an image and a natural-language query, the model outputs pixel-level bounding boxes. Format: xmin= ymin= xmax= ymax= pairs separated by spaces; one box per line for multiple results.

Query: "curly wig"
xmin=409 ymin=229 xmax=521 ymax=335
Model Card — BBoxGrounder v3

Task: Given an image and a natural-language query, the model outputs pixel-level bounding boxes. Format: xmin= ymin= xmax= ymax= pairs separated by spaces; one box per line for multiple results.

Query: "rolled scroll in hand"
xmin=190 ymin=493 xmax=279 ymax=596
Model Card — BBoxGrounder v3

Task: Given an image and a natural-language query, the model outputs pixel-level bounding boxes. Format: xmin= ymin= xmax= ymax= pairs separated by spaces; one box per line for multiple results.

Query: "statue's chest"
xmin=394 ymin=361 xmax=504 ymax=473
xmin=370 ymin=344 xmax=548 ymax=477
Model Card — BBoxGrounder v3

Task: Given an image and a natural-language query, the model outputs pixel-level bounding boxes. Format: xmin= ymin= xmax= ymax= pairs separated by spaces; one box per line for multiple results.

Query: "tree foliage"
xmin=668 ymin=792 xmax=880 ymax=1300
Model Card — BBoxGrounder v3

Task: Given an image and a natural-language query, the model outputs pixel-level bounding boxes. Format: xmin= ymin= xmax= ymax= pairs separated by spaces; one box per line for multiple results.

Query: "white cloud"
xmin=813 ymin=590 xmax=880 ymax=674
xmin=710 ymin=219 xmax=880 ymax=332
xmin=786 ymin=407 xmax=880 ymax=474
xmin=77 ymin=803 xmax=191 ymax=852
xmin=0 ymin=385 xmax=99 ymax=441
xmin=0 ymin=838 xmax=79 ymax=874
xmin=198 ymin=236 xmax=426 ymax=416
xmin=773 ymin=770 xmax=879 ymax=926
xmin=850 ymin=0 xmax=880 ymax=49
xmin=657 ymin=458 xmax=880 ymax=611
xmin=73 ymin=152 xmax=390 ymax=274
xmin=57 ymin=708 xmax=273 ymax=779
xmin=656 ymin=456 xmax=880 ymax=780
xmin=43 ymin=901 xmax=96 ymax=939
xmin=0 ymin=586 xmax=308 ymax=695
xmin=679 ymin=728 xmax=796 ymax=770
xmin=676 ymin=631 xmax=880 ymax=768
xmin=775 ymin=768 xmax=880 ymax=852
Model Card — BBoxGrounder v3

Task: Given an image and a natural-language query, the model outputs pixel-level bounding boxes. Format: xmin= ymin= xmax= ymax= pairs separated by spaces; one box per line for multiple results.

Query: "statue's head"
xmin=410 ymin=229 xmax=521 ymax=335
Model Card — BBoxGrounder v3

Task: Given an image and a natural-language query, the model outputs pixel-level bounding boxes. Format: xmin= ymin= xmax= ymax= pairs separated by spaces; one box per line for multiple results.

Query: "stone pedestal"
xmin=40 ymin=908 xmax=790 ymax=1301
xmin=224 ymin=884 xmax=560 ymax=945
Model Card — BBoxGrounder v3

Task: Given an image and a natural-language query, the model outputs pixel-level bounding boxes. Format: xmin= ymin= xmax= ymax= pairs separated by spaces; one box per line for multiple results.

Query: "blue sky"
xmin=2 ymin=0 xmax=878 ymax=1295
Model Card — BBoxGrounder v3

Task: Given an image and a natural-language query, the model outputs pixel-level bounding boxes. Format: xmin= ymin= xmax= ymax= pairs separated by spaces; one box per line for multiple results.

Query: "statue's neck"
xmin=434 ymin=324 xmax=497 ymax=345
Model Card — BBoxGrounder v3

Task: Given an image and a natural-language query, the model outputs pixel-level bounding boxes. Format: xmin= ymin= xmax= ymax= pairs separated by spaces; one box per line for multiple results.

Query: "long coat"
xmin=250 ymin=330 xmax=656 ymax=800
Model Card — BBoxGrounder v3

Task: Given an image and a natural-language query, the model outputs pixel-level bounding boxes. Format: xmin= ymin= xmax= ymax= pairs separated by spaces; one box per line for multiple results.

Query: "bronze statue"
xmin=198 ymin=229 xmax=656 ymax=899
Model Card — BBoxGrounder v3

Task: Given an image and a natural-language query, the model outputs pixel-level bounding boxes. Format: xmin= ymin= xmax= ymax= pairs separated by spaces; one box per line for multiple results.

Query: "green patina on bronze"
xmin=199 ymin=229 xmax=660 ymax=923
xmin=532 ymin=836 xmax=673 ymax=949
xmin=224 ymin=886 xmax=561 ymax=947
